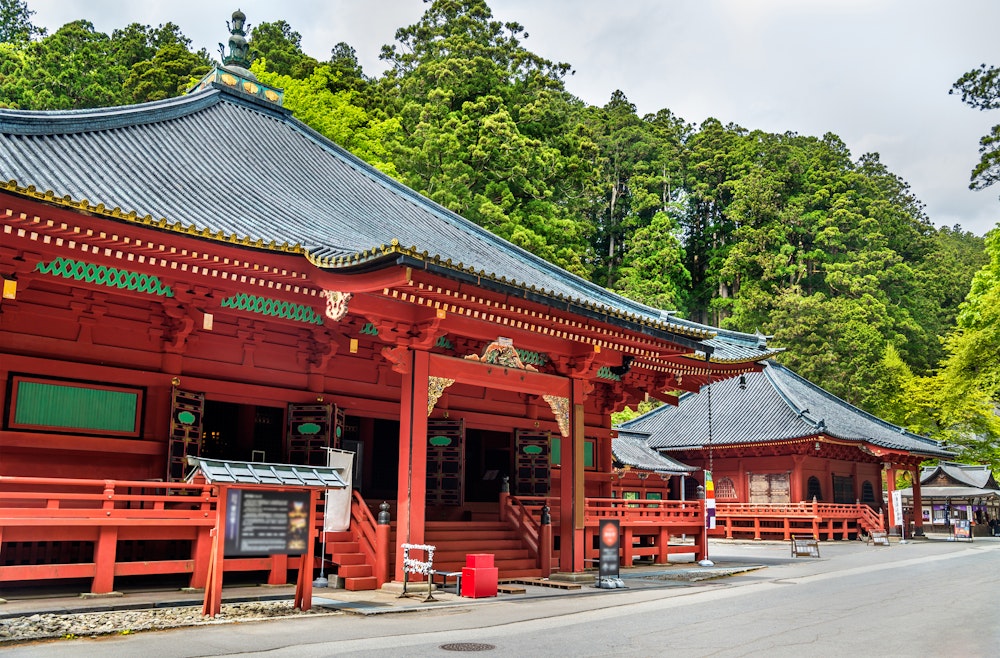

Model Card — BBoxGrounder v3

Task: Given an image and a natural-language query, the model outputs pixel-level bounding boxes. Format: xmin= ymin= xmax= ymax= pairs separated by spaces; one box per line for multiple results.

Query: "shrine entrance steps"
xmin=324 ymin=520 xmax=549 ymax=592
xmin=425 ymin=520 xmax=547 ymax=580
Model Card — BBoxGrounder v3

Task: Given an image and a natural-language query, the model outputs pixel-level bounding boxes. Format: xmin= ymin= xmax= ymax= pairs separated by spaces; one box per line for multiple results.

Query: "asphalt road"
xmin=7 ymin=537 xmax=999 ymax=657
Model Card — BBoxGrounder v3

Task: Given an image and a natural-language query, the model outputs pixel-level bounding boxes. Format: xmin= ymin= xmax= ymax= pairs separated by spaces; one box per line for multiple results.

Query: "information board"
xmin=224 ymin=489 xmax=311 ymax=556
xmin=599 ymin=518 xmax=620 ymax=579
xmin=953 ymin=519 xmax=972 ymax=540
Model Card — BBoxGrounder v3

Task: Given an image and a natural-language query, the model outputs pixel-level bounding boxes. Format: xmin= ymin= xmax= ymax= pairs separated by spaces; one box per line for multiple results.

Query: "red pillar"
xmin=558 ymin=378 xmax=586 ymax=573
xmin=203 ymin=484 xmax=228 ymax=618
xmin=293 ymin=489 xmax=317 ymax=611
xmin=394 ymin=348 xmax=429 ymax=582
xmin=912 ymin=467 xmax=925 ymax=536
xmin=885 ymin=466 xmax=898 ymax=532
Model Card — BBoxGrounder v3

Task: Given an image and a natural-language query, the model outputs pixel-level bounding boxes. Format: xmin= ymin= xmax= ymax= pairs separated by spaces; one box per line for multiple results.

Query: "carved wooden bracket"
xmin=319 ymin=289 xmax=352 ymax=321
xmin=299 ymin=328 xmax=338 ymax=370
xmin=381 ymin=345 xmax=410 ymax=374
xmin=543 ymin=394 xmax=570 ymax=437
xmin=427 ymin=376 xmax=455 ymax=416
xmin=465 ymin=340 xmax=538 ymax=371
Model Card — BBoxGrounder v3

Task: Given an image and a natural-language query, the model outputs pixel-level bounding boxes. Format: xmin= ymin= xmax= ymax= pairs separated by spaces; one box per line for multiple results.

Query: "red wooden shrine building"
xmin=615 ymin=360 xmax=952 ymax=540
xmin=0 ymin=12 xmax=777 ymax=593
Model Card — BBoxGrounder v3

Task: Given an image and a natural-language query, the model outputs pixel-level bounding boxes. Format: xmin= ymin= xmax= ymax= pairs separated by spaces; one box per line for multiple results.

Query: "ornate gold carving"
xmin=543 ymin=394 xmax=570 ymax=437
xmin=319 ymin=289 xmax=352 ymax=321
xmin=465 ymin=340 xmax=537 ymax=371
xmin=427 ymin=377 xmax=456 ymax=416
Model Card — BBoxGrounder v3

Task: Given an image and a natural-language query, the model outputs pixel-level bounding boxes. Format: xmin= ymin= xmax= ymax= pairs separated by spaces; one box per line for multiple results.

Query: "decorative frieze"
xmin=35 ymin=257 xmax=173 ymax=297
xmin=220 ymin=293 xmax=323 ymax=325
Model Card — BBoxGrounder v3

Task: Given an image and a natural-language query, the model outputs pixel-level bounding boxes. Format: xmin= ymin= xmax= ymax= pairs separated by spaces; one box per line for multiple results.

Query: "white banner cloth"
xmin=325 ymin=448 xmax=354 ymax=532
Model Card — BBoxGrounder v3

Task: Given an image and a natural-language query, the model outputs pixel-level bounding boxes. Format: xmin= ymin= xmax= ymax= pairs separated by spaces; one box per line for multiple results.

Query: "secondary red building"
xmin=615 ymin=360 xmax=952 ymax=539
xmin=0 ymin=13 xmax=775 ymax=592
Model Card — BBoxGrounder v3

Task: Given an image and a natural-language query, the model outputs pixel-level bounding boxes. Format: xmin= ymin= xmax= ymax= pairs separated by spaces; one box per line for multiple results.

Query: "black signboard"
xmin=599 ymin=518 xmax=620 ymax=579
xmin=224 ymin=489 xmax=311 ymax=556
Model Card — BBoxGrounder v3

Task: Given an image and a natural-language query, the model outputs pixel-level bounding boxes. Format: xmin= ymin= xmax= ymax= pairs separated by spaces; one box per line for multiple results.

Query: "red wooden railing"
xmin=583 ymin=497 xmax=706 ymax=563
xmin=499 ymin=493 xmax=553 ymax=572
xmin=714 ymin=501 xmax=883 ymax=540
xmin=0 ymin=476 xmax=310 ymax=594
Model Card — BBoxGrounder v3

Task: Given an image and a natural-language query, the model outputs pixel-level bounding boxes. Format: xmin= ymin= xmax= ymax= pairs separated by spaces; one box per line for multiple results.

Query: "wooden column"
xmin=885 ymin=466 xmax=898 ymax=531
xmin=912 ymin=467 xmax=925 ymax=536
xmin=394 ymin=348 xmax=429 ymax=582
xmin=558 ymin=378 xmax=586 ymax=573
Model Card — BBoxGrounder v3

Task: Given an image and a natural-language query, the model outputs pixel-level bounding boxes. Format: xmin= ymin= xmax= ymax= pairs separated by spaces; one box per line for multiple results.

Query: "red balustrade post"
xmin=375 ymin=501 xmax=391 ymax=587
xmin=539 ymin=504 xmax=553 ymax=575
xmin=91 ymin=481 xmax=119 ymax=594
xmin=499 ymin=478 xmax=509 ymax=523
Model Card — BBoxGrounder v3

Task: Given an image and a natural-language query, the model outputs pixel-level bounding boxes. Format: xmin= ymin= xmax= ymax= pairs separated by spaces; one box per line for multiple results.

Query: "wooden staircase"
xmin=425 ymin=520 xmax=547 ymax=580
xmin=323 ymin=530 xmax=379 ymax=591
xmin=324 ymin=519 xmax=550 ymax=591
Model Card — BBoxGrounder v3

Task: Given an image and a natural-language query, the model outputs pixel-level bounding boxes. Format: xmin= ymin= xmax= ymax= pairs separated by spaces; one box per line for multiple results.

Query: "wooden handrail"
xmin=350 ymin=490 xmax=380 ymax=565
xmin=504 ymin=495 xmax=542 ymax=556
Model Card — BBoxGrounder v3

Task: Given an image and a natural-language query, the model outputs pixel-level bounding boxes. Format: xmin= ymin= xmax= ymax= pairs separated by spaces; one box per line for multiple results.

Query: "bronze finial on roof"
xmin=220 ymin=9 xmax=253 ymax=72
xmin=189 ymin=9 xmax=284 ymax=105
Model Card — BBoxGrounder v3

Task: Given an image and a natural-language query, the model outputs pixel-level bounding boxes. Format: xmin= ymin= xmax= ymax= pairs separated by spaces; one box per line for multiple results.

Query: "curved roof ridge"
xmin=0 ymin=87 xmax=285 ymax=136
xmin=668 ymin=317 xmax=768 ymax=347
xmin=767 ymin=361 xmax=943 ymax=449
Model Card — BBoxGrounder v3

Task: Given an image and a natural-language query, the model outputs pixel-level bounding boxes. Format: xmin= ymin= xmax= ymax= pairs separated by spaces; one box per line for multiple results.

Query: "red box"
xmin=461 ymin=566 xmax=498 ymax=598
xmin=466 ymin=553 xmax=494 ymax=568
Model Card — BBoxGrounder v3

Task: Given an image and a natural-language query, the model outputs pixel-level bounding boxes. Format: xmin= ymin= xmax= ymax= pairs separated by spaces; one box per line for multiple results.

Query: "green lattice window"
xmin=9 ymin=375 xmax=143 ymax=437
xmin=550 ymin=438 xmax=595 ymax=469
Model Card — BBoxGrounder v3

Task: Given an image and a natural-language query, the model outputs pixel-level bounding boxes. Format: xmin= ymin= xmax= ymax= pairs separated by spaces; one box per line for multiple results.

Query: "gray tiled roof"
xmin=0 ymin=84 xmax=770 ymax=354
xmin=612 ymin=432 xmax=698 ymax=473
xmin=185 ymin=456 xmax=347 ymax=487
xmin=617 ymin=360 xmax=951 ymax=458
xmin=918 ymin=463 xmax=998 ymax=489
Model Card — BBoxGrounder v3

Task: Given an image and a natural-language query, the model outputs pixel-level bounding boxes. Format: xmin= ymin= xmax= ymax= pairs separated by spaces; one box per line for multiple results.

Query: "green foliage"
xmin=0 ymin=1 xmax=991 ymax=467
xmin=611 ymin=399 xmax=662 ymax=427
xmin=379 ymin=0 xmax=594 ymax=276
xmin=952 ymin=63 xmax=1000 ymax=196
xmin=0 ymin=19 xmax=208 ymax=109
xmin=249 ymin=20 xmax=318 ymax=78
xmin=614 ymin=211 xmax=689 ymax=310
xmin=0 ymin=0 xmax=43 ymax=45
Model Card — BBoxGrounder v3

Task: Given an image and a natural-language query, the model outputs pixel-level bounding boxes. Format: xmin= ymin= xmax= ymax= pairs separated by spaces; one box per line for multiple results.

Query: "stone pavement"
xmin=0 ymin=554 xmax=764 ymax=620
xmin=8 ymin=533 xmax=973 ymax=621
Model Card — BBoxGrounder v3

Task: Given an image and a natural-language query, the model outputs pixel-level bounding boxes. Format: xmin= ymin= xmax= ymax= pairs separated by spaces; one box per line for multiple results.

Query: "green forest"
xmin=2 ymin=0 xmax=999 ymax=470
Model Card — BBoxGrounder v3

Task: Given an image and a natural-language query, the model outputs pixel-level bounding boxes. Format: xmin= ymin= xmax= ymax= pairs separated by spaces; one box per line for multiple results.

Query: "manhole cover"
xmin=440 ymin=642 xmax=496 ymax=652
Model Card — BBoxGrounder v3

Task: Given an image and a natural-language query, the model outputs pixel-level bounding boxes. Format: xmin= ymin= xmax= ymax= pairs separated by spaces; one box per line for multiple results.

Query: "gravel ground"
xmin=0 ymin=600 xmax=339 ymax=644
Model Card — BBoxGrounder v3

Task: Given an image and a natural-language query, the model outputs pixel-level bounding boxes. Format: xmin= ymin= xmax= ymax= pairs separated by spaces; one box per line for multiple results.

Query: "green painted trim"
xmin=597 ymin=366 xmax=621 ymax=381
xmin=435 ymin=335 xmax=454 ymax=350
xmin=220 ymin=293 xmax=324 ymax=325
xmin=360 ymin=323 xmax=379 ymax=336
xmin=35 ymin=257 xmax=173 ymax=297
xmin=516 ymin=349 xmax=547 ymax=367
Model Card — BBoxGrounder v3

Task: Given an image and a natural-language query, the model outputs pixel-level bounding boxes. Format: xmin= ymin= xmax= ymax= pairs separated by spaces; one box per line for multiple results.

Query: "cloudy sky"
xmin=27 ymin=0 xmax=1000 ymax=235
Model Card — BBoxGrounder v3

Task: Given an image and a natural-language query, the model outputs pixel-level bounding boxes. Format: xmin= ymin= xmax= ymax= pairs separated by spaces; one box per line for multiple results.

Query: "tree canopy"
xmin=3 ymin=0 xmax=996 ymax=469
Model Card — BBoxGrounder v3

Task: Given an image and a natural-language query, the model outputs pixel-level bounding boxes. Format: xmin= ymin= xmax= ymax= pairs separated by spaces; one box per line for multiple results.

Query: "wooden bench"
xmin=790 ymin=534 xmax=820 ymax=557
xmin=430 ymin=569 xmax=462 ymax=595
xmin=866 ymin=531 xmax=890 ymax=546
